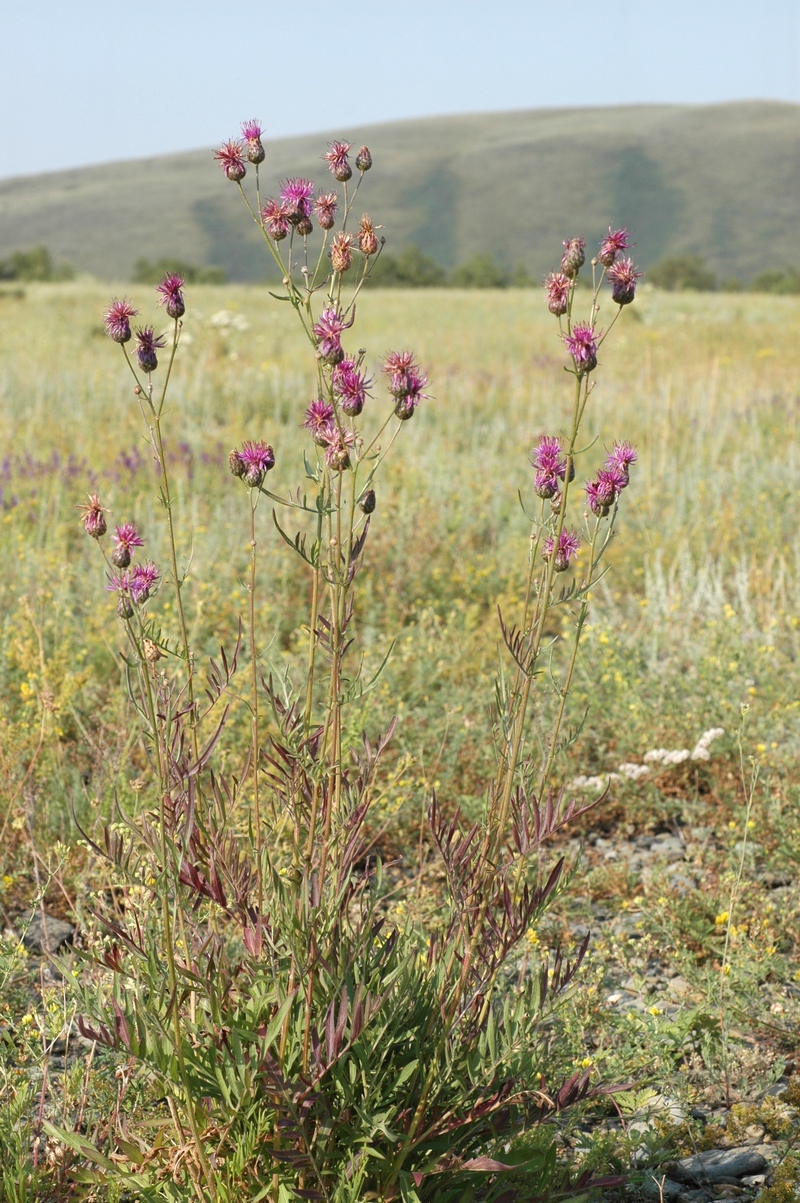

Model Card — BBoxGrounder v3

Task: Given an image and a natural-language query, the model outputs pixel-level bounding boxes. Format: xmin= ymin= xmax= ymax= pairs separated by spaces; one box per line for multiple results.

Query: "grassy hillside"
xmin=1 ymin=101 xmax=799 ymax=283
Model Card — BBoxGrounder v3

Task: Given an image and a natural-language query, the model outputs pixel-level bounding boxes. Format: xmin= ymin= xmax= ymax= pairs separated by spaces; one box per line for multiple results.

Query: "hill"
xmin=1 ymin=101 xmax=799 ymax=284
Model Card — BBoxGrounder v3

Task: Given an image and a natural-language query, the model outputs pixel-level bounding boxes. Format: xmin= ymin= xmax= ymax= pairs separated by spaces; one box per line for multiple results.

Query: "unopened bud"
xmin=229 ymin=450 xmax=246 ymax=478
xmin=296 ymin=216 xmax=313 ymax=237
xmin=360 ymin=489 xmax=376 ymax=514
xmin=111 ymin=545 xmax=131 ymax=569
xmin=355 ymin=146 xmax=372 ymax=172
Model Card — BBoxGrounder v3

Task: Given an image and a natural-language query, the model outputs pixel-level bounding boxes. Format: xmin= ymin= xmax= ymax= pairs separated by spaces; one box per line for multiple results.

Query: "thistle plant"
xmin=51 ymin=128 xmax=643 ymax=1202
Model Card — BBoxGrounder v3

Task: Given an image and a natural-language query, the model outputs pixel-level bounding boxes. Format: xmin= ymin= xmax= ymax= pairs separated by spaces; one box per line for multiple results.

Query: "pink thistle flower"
xmin=280 ymin=177 xmax=314 ymax=224
xmin=598 ymin=227 xmax=631 ymax=268
xmin=323 ymin=140 xmax=353 ymax=183
xmin=382 ymin=351 xmax=429 ymax=418
xmin=241 ymin=119 xmax=265 ymax=164
xmin=358 ymin=214 xmax=379 ymax=257
xmin=260 ymin=198 xmax=290 ymax=242
xmin=129 ymin=560 xmax=160 ymax=604
xmin=543 ymin=528 xmax=581 ymax=572
xmin=561 ymin=237 xmax=585 ymax=279
xmin=607 ymin=257 xmax=642 ymax=306
xmin=355 ymin=146 xmax=372 ymax=172
xmin=312 ymin=307 xmax=353 ymax=365
xmin=586 ymin=467 xmax=626 ymax=516
xmin=604 ymin=441 xmax=637 ymax=483
xmin=304 ymin=399 xmax=335 ymax=445
xmin=563 ymin=323 xmax=598 ymax=376
xmin=214 ymin=140 xmax=246 ymax=182
xmin=103 ymin=298 xmax=138 ymax=344
xmin=156 ymin=272 xmax=185 ymax=320
xmin=112 ymin=522 xmax=144 ymax=569
xmin=333 ymin=358 xmax=372 ymax=417
xmin=78 ymin=493 xmax=107 ymax=538
xmin=544 ymin=271 xmax=571 ymax=317
xmin=330 ymin=232 xmax=355 ymax=273
xmin=322 ymin=426 xmax=355 ymax=471
xmin=134 ymin=326 xmax=167 ymax=373
xmin=106 ymin=569 xmax=134 ymax=617
xmin=313 ymin=192 xmax=338 ymax=231
xmin=531 ymin=436 xmax=570 ymax=499
xmin=237 ymin=440 xmax=275 ymax=487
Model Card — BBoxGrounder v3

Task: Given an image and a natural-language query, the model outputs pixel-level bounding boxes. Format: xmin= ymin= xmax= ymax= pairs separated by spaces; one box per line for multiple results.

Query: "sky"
xmin=2 ymin=0 xmax=799 ymax=180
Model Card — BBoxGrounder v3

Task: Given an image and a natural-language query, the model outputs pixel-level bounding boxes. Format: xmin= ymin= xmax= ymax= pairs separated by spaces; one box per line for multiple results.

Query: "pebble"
xmin=665 ymin=1148 xmax=768 ymax=1185
xmin=19 ymin=910 xmax=75 ymax=954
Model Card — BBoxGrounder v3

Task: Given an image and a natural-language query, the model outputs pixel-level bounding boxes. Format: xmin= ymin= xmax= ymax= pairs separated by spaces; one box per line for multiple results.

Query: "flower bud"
xmin=355 ymin=146 xmax=372 ymax=172
xmin=79 ymin=493 xmax=107 ymax=538
xmin=117 ymin=595 xmax=134 ymax=620
xmin=112 ymin=545 xmax=131 ymax=569
xmin=360 ymin=488 xmax=376 ymax=514
xmin=296 ymin=215 xmax=313 ymax=237
xmin=560 ymin=237 xmax=586 ymax=279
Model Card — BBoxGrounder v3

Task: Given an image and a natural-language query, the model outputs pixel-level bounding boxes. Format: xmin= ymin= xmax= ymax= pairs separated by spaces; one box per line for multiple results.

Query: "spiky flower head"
xmin=585 ymin=467 xmax=626 ymax=516
xmin=214 ymin=140 xmax=246 ymax=182
xmin=241 ymin=119 xmax=265 ymax=164
xmin=313 ymin=192 xmax=338 ymax=231
xmin=358 ymin=214 xmax=379 ymax=257
xmin=543 ymin=528 xmax=581 ymax=572
xmin=280 ymin=177 xmax=314 ymax=223
xmin=156 ymin=272 xmax=185 ymax=320
xmin=261 ymin=198 xmax=290 ymax=242
xmin=111 ymin=522 xmax=144 ymax=568
xmin=355 ymin=145 xmax=372 ymax=172
xmin=296 ymin=215 xmax=314 ymax=237
xmin=605 ymin=441 xmax=637 ymax=482
xmin=303 ymin=398 xmax=335 ymax=445
xmin=544 ymin=271 xmax=571 ymax=317
xmin=78 ymin=493 xmax=107 ymax=538
xmin=561 ymin=237 xmax=586 ymax=279
xmin=382 ymin=351 xmax=429 ymax=418
xmin=333 ymin=357 xmax=372 ymax=417
xmin=129 ymin=561 xmax=160 ymax=604
xmin=312 ymin=307 xmax=353 ymax=365
xmin=134 ymin=326 xmax=167 ymax=373
xmin=598 ymin=227 xmax=631 ymax=268
xmin=106 ymin=571 xmax=134 ymax=618
xmin=322 ymin=426 xmax=355 ymax=471
xmin=607 ymin=257 xmax=642 ymax=306
xmin=237 ymin=440 xmax=276 ymax=487
xmin=563 ymin=323 xmax=598 ymax=376
xmin=229 ymin=449 xmax=246 ymax=477
xmin=330 ymin=232 xmax=355 ymax=273
xmin=323 ymin=140 xmax=353 ymax=183
xmin=530 ymin=435 xmax=570 ymax=499
xmin=103 ymin=298 xmax=138 ymax=344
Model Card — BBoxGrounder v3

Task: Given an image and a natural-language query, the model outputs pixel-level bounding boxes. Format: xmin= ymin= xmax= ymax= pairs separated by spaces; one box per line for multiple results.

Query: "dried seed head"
xmin=331 ymin=232 xmax=355 ymax=273
xmin=143 ymin=638 xmax=163 ymax=663
xmin=358 ymin=214 xmax=379 ymax=257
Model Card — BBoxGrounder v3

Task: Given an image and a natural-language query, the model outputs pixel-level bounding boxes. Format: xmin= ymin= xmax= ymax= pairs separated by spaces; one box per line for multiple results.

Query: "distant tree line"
xmin=133 ymin=257 xmax=227 ymax=285
xmin=364 ymin=246 xmax=534 ymax=288
xmin=0 ymin=246 xmax=74 ymax=281
xmin=647 ymin=253 xmax=800 ymax=295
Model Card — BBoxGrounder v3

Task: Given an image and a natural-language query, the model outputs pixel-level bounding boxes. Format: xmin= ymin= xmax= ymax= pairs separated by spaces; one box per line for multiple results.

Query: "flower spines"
xmin=79 ymin=493 xmax=107 ymax=538
xmin=607 ymin=257 xmax=642 ymax=306
xmin=323 ymin=140 xmax=353 ymax=183
xmin=231 ymin=440 xmax=276 ymax=487
xmin=563 ymin=323 xmax=598 ymax=376
xmin=358 ymin=215 xmax=379 ymax=256
xmin=585 ymin=467 xmax=626 ymax=516
xmin=561 ymin=237 xmax=586 ymax=279
xmin=531 ymin=435 xmax=570 ymax=499
xmin=312 ymin=308 xmax=353 ymax=365
xmin=544 ymin=272 xmax=571 ymax=316
xmin=304 ymin=399 xmax=335 ymax=445
xmin=333 ymin=358 xmax=372 ymax=417
xmin=134 ymin=327 xmax=167 ymax=373
xmin=330 ymin=232 xmax=355 ymax=273
xmin=382 ymin=351 xmax=428 ymax=420
xmin=280 ymin=178 xmax=315 ymax=225
xmin=214 ymin=140 xmax=246 ymax=182
xmin=112 ymin=522 xmax=144 ymax=568
xmin=543 ymin=528 xmax=581 ymax=572
xmin=104 ymin=299 xmax=138 ymax=344
xmin=261 ymin=198 xmax=290 ymax=242
xmin=604 ymin=441 xmax=637 ymax=482
xmin=156 ymin=273 xmax=185 ymax=320
xmin=313 ymin=192 xmax=338 ymax=231
xmin=323 ymin=426 xmax=355 ymax=471
xmin=598 ymin=227 xmax=631 ymax=268
xmin=241 ymin=119 xmax=265 ymax=165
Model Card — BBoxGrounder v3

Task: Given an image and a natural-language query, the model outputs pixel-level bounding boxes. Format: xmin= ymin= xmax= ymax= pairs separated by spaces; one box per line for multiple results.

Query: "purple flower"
xmin=563 ymin=323 xmax=598 ymax=376
xmin=156 ymin=273 xmax=185 ymax=320
xmin=382 ymin=351 xmax=429 ymax=418
xmin=598 ymin=227 xmax=631 ymax=268
xmin=237 ymin=440 xmax=275 ymax=487
xmin=111 ymin=522 xmax=144 ymax=569
xmin=129 ymin=561 xmax=160 ymax=604
xmin=304 ymin=398 xmax=335 ymax=445
xmin=358 ymin=214 xmax=379 ymax=257
xmin=543 ymin=528 xmax=581 ymax=572
xmin=604 ymin=440 xmax=637 ymax=483
xmin=544 ymin=271 xmax=571 ymax=316
xmin=355 ymin=145 xmax=372 ymax=172
xmin=323 ymin=140 xmax=353 ymax=183
xmin=261 ymin=198 xmax=290 ymax=242
xmin=312 ymin=307 xmax=353 ymax=365
xmin=330 ymin=232 xmax=355 ymax=273
xmin=313 ymin=192 xmax=338 ymax=231
xmin=78 ymin=492 xmax=107 ymax=538
xmin=322 ymin=426 xmax=355 ymax=471
xmin=103 ymin=298 xmax=138 ymax=344
xmin=280 ymin=177 xmax=315 ymax=224
xmin=333 ymin=358 xmax=372 ymax=417
xmin=561 ymin=237 xmax=585 ymax=279
xmin=241 ymin=119 xmax=265 ymax=164
xmin=607 ymin=257 xmax=642 ymax=306
xmin=135 ymin=326 xmax=167 ymax=373
xmin=531 ymin=435 xmax=570 ymax=498
xmin=214 ymin=140 xmax=246 ymax=182
xmin=585 ymin=467 xmax=626 ymax=516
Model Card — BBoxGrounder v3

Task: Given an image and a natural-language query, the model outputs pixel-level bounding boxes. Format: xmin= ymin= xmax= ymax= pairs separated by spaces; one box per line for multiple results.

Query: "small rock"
xmin=20 ymin=910 xmax=75 ymax=954
xmin=666 ymin=1148 xmax=768 ymax=1185
xmin=740 ymin=1175 xmax=767 ymax=1188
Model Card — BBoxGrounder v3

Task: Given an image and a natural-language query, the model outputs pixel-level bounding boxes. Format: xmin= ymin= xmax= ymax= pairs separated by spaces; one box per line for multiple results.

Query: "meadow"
xmin=2 ymin=278 xmax=800 ymax=1199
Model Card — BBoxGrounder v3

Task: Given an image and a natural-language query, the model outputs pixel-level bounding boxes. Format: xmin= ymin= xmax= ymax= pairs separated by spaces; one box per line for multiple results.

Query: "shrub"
xmin=132 ymin=256 xmax=227 ymax=285
xmin=0 ymin=245 xmax=74 ymax=282
xmin=366 ymin=244 xmax=446 ymax=287
xmin=648 ymin=254 xmax=716 ymax=291
xmin=450 ymin=253 xmax=508 ymax=288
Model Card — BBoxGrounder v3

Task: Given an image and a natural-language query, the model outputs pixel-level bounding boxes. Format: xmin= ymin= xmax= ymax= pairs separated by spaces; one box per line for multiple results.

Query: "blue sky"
xmin=2 ymin=0 xmax=798 ymax=179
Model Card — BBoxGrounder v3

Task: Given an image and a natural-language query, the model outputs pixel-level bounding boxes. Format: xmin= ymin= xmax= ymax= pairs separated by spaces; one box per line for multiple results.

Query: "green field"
xmin=2 ymin=280 xmax=800 ymax=1198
